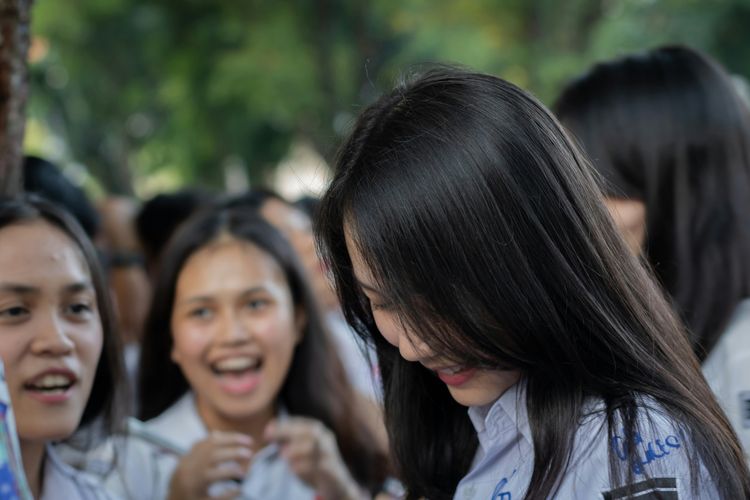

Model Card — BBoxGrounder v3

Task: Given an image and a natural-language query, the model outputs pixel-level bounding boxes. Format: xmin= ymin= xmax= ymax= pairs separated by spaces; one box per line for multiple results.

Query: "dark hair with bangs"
xmin=315 ymin=67 xmax=750 ymax=499
xmin=137 ymin=205 xmax=388 ymax=491
xmin=554 ymin=45 xmax=750 ymax=360
xmin=0 ymin=195 xmax=126 ymax=438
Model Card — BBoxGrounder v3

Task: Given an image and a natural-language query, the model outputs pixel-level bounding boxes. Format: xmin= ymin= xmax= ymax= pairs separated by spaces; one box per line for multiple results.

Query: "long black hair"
xmin=0 ymin=195 xmax=125 ymax=437
xmin=315 ymin=68 xmax=750 ymax=499
xmin=137 ymin=205 xmax=388 ymax=491
xmin=555 ymin=46 xmax=750 ymax=360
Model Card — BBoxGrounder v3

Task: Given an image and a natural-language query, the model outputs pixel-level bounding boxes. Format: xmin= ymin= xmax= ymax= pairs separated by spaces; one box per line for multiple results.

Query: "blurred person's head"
xmin=226 ymin=189 xmax=338 ymax=312
xmin=0 ymin=196 xmax=125 ymax=491
xmin=555 ymin=45 xmax=750 ymax=359
xmin=134 ymin=189 xmax=213 ymax=275
xmin=137 ymin=205 xmax=387 ymax=489
xmin=97 ymin=196 xmax=151 ymax=346
xmin=293 ymin=195 xmax=320 ymax=220
xmin=23 ymin=156 xmax=99 ymax=239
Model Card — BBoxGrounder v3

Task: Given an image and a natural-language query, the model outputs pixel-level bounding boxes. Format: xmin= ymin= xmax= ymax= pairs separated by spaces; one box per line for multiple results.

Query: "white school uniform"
xmin=703 ymin=298 xmax=750 ymax=462
xmin=455 ymin=381 xmax=717 ymax=500
xmin=40 ymin=444 xmax=113 ymax=500
xmin=101 ymin=393 xmax=315 ymax=500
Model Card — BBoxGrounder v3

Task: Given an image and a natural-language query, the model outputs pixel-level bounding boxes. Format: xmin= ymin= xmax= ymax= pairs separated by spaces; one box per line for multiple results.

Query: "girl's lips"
xmin=436 ymin=367 xmax=477 ymax=387
xmin=216 ymin=369 xmax=262 ymax=395
xmin=25 ymin=386 xmax=75 ymax=404
xmin=24 ymin=368 xmax=78 ymax=404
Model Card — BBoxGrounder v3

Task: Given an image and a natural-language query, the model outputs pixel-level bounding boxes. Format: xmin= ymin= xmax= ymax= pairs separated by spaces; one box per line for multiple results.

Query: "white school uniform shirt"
xmin=39 ymin=444 xmax=113 ymax=500
xmin=103 ymin=392 xmax=316 ymax=500
xmin=455 ymin=382 xmax=717 ymax=500
xmin=703 ymin=298 xmax=750 ymax=463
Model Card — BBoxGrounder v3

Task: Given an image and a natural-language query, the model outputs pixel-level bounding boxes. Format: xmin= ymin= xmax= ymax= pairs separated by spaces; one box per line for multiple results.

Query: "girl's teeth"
xmin=440 ymin=366 xmax=464 ymax=375
xmin=32 ymin=374 xmax=73 ymax=389
xmin=214 ymin=357 xmax=258 ymax=371
xmin=38 ymin=387 xmax=67 ymax=394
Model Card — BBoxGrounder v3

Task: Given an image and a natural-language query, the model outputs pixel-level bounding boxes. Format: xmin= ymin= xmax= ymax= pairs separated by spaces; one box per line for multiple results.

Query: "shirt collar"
xmin=467 ymin=378 xmax=532 ymax=452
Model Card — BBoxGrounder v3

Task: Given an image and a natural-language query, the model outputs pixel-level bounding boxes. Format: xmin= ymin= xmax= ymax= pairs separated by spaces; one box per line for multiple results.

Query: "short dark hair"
xmin=555 ymin=45 xmax=750 ymax=360
xmin=137 ymin=205 xmax=388 ymax=490
xmin=316 ymin=67 xmax=750 ymax=499
xmin=23 ymin=156 xmax=100 ymax=238
xmin=0 ymin=195 xmax=125 ymax=436
xmin=222 ymin=187 xmax=286 ymax=212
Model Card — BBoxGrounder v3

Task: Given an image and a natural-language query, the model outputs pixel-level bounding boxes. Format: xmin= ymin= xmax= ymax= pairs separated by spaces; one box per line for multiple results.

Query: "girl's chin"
xmin=447 ymin=386 xmax=504 ymax=407
xmin=446 ymin=372 xmax=521 ymax=407
xmin=21 ymin=426 xmax=79 ymax=445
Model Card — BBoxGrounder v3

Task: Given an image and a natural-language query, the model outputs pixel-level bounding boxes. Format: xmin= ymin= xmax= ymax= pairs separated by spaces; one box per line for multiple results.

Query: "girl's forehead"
xmin=0 ymin=220 xmax=91 ymax=285
xmin=177 ymin=238 xmax=287 ymax=294
xmin=343 ymin=222 xmax=373 ymax=281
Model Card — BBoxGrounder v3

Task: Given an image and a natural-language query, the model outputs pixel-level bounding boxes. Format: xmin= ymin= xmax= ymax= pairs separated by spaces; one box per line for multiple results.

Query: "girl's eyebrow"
xmin=238 ymin=286 xmax=268 ymax=297
xmin=356 ymin=279 xmax=382 ymax=295
xmin=64 ymin=282 xmax=94 ymax=294
xmin=0 ymin=283 xmax=37 ymax=295
xmin=0 ymin=282 xmax=92 ymax=295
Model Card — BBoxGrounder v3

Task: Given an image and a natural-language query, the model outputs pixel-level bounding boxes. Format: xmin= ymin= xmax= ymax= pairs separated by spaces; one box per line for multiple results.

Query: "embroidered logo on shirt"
xmin=610 ymin=429 xmax=683 ymax=475
xmin=740 ymin=391 xmax=750 ymax=429
xmin=491 ymin=469 xmax=517 ymax=500
xmin=602 ymin=477 xmax=678 ymax=499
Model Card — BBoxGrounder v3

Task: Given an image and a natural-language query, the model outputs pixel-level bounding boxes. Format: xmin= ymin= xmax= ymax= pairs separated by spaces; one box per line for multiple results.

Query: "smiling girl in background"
xmin=133 ymin=206 xmax=388 ymax=499
xmin=0 ymin=196 xmax=124 ymax=499
xmin=315 ymin=68 xmax=750 ymax=499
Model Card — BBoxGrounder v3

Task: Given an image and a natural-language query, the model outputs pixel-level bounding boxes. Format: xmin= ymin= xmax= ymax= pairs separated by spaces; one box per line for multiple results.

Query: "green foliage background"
xmin=25 ymin=0 xmax=750 ymax=196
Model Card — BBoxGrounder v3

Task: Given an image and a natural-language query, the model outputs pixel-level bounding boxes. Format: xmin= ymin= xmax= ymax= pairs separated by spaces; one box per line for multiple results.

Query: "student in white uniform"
xmin=131 ymin=207 xmax=390 ymax=499
xmin=555 ymin=46 xmax=750 ymax=460
xmin=315 ymin=68 xmax=750 ymax=498
xmin=0 ymin=196 xmax=126 ymax=500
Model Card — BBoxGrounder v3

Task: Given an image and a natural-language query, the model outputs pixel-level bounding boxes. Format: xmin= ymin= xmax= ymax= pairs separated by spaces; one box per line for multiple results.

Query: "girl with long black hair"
xmin=555 ymin=45 xmax=750 ymax=462
xmin=132 ymin=205 xmax=389 ymax=499
xmin=316 ymin=67 xmax=750 ymax=499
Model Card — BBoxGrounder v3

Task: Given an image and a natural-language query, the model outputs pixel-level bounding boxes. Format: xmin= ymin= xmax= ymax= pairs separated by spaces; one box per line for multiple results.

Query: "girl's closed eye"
xmin=370 ymin=300 xmax=393 ymax=312
xmin=365 ymin=293 xmax=393 ymax=312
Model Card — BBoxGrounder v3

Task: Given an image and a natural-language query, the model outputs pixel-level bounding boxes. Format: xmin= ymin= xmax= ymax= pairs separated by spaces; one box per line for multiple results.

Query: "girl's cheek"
xmin=373 ymin=312 xmax=401 ymax=348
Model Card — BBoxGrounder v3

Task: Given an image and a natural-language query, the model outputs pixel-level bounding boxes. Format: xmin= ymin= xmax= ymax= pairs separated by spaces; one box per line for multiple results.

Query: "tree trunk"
xmin=0 ymin=0 xmax=31 ymax=196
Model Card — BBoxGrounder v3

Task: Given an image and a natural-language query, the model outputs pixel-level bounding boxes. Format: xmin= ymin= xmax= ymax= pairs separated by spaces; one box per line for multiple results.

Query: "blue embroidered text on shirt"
xmin=610 ymin=429 xmax=682 ymax=475
xmin=491 ymin=469 xmax=516 ymax=500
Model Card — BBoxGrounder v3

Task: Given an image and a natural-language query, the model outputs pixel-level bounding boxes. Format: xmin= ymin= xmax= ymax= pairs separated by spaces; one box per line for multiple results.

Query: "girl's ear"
xmin=294 ymin=306 xmax=307 ymax=344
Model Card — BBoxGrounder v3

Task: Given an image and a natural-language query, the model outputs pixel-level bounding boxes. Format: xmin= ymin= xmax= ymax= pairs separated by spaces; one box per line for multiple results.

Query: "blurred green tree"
xmin=26 ymin=0 xmax=750 ymax=196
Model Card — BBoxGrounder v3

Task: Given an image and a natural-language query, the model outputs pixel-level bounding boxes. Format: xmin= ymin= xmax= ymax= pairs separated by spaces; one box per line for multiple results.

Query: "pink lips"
xmin=436 ymin=367 xmax=477 ymax=387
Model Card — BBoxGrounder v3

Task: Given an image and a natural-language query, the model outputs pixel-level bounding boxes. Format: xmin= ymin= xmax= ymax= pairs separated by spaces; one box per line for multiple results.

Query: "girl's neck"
xmin=195 ymin=399 xmax=276 ymax=451
xmin=20 ymin=440 xmax=45 ymax=499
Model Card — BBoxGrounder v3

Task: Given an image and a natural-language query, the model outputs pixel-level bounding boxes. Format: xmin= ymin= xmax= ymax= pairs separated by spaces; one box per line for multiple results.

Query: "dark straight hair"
xmin=315 ymin=67 xmax=750 ymax=499
xmin=554 ymin=45 xmax=750 ymax=360
xmin=0 ymin=195 xmax=126 ymax=437
xmin=137 ymin=205 xmax=388 ymax=491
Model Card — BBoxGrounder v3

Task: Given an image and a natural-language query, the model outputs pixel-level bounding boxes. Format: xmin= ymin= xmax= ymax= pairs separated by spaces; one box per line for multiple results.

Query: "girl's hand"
xmin=167 ymin=432 xmax=253 ymax=500
xmin=265 ymin=418 xmax=366 ymax=500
